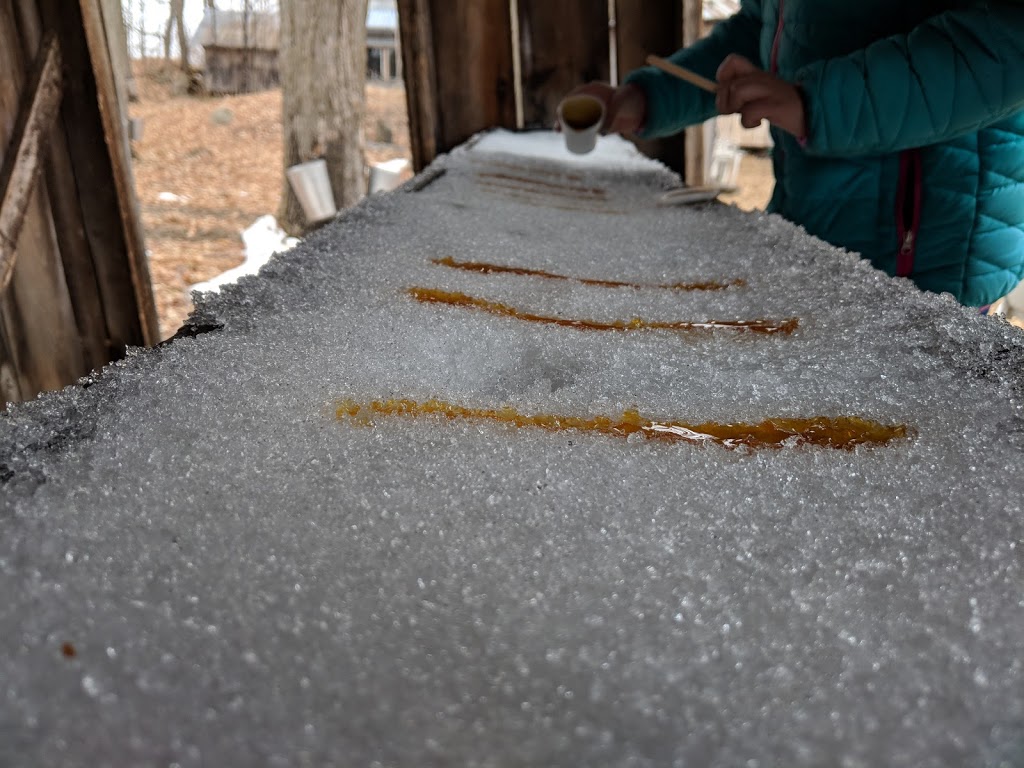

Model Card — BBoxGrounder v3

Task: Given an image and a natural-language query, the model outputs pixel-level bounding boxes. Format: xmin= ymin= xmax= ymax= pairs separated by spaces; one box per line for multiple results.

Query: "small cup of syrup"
xmin=557 ymin=94 xmax=605 ymax=155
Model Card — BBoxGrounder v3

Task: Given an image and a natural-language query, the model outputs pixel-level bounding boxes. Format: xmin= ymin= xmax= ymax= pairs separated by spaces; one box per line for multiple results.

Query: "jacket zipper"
xmin=770 ymin=0 xmax=786 ymax=172
xmin=895 ymin=149 xmax=922 ymax=277
xmin=770 ymin=0 xmax=785 ymax=74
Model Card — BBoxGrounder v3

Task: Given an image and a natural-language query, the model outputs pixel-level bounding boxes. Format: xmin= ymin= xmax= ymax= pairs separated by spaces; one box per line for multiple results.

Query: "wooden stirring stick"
xmin=646 ymin=55 xmax=718 ymax=93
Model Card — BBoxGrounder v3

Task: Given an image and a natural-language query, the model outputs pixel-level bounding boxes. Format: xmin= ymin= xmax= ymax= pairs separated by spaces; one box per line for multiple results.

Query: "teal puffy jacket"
xmin=625 ymin=0 xmax=1024 ymax=307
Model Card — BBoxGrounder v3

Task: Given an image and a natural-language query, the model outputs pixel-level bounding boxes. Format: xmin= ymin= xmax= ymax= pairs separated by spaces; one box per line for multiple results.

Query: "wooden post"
xmin=0 ymin=34 xmax=62 ymax=294
xmin=397 ymin=0 xmax=439 ymax=171
xmin=434 ymin=0 xmax=515 ymax=153
xmin=78 ymin=0 xmax=159 ymax=344
xmin=682 ymin=0 xmax=704 ymax=186
xmin=0 ymin=5 xmax=87 ymax=397
xmin=100 ymin=0 xmax=135 ymax=106
xmin=37 ymin=0 xmax=158 ymax=350
xmin=614 ymin=0 xmax=685 ymax=175
xmin=12 ymin=0 xmax=113 ymax=371
xmin=398 ymin=0 xmax=515 ymax=171
xmin=516 ymin=0 xmax=609 ymax=130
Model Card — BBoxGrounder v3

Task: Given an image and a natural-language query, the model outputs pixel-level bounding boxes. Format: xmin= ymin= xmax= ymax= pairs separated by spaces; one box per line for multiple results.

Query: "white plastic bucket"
xmin=286 ymin=159 xmax=338 ymax=223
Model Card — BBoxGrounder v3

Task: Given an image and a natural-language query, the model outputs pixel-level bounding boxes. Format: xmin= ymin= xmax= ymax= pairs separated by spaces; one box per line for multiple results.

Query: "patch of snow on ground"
xmin=190 ymin=214 xmax=299 ymax=295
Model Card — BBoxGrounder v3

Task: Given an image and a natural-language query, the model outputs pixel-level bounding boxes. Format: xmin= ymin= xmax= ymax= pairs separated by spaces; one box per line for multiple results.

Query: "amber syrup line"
xmin=407 ymin=287 xmax=798 ymax=335
xmin=336 ymin=398 xmax=911 ymax=451
xmin=477 ymin=179 xmax=606 ymax=203
xmin=470 ymin=157 xmax=586 ymax=183
xmin=475 ymin=185 xmax=625 ymax=215
xmin=476 ymin=172 xmax=607 ymax=198
xmin=432 ymin=256 xmax=745 ymax=292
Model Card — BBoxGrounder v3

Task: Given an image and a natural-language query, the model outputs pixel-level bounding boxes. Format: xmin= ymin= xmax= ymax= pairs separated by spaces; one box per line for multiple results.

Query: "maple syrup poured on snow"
xmin=432 ymin=256 xmax=745 ymax=291
xmin=336 ymin=399 xmax=910 ymax=451
xmin=408 ymin=287 xmax=798 ymax=335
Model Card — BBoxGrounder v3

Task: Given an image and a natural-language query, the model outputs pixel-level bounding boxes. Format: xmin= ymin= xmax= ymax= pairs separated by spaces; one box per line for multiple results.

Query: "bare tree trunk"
xmin=172 ymin=0 xmax=188 ymax=69
xmin=163 ymin=14 xmax=172 ymax=60
xmin=279 ymin=0 xmax=369 ymax=234
xmin=162 ymin=0 xmax=188 ymax=68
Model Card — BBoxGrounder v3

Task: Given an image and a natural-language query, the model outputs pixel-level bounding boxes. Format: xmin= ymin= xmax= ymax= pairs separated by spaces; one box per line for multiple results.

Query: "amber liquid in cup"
xmin=560 ymin=97 xmax=604 ymax=130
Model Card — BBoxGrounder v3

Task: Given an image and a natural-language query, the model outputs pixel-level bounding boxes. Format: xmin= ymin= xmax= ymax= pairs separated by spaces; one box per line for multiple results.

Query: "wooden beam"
xmin=396 ymin=0 xmax=439 ymax=171
xmin=0 ymin=3 xmax=88 ymax=399
xmin=614 ymin=0 xmax=685 ymax=175
xmin=397 ymin=0 xmax=516 ymax=170
xmin=100 ymin=0 xmax=133 ymax=115
xmin=37 ymin=0 xmax=155 ymax=352
xmin=517 ymin=0 xmax=609 ymax=130
xmin=79 ymin=0 xmax=159 ymax=345
xmin=12 ymin=0 xmax=111 ymax=371
xmin=432 ymin=0 xmax=516 ymax=155
xmin=683 ymin=0 xmax=705 ymax=186
xmin=0 ymin=32 xmax=62 ymax=295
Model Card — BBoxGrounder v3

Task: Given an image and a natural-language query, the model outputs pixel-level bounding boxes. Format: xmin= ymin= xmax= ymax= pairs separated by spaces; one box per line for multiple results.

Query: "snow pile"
xmin=190 ymin=214 xmax=299 ymax=295
xmin=473 ymin=127 xmax=673 ymax=171
xmin=1 ymin=130 xmax=1023 ymax=767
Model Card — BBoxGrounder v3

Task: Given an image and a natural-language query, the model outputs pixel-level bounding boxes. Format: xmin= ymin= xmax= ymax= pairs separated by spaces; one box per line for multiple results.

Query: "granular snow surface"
xmin=2 ymin=130 xmax=1024 ymax=767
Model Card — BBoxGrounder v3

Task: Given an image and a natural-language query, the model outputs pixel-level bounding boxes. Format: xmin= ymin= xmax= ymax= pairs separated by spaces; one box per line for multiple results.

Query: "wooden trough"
xmin=2 ymin=133 xmax=1023 ymax=765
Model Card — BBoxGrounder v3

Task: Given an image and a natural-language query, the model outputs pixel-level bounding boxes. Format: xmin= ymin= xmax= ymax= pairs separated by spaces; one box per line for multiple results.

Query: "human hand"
xmin=715 ymin=54 xmax=807 ymax=139
xmin=562 ymin=82 xmax=646 ymax=136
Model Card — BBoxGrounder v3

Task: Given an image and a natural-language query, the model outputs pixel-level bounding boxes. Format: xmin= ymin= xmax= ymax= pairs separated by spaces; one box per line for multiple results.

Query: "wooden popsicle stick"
xmin=646 ymin=55 xmax=718 ymax=93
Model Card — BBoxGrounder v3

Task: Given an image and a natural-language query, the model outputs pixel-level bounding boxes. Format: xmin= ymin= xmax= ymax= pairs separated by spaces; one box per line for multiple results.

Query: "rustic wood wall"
xmin=398 ymin=0 xmax=517 ymax=171
xmin=0 ymin=0 xmax=157 ymax=407
xmin=614 ymin=0 xmax=687 ymax=177
xmin=397 ymin=0 xmax=695 ymax=176
xmin=517 ymin=0 xmax=609 ymax=129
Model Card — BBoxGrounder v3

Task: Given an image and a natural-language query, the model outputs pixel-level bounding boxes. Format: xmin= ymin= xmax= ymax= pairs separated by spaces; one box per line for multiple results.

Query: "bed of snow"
xmin=2 ymin=129 xmax=1023 ymax=767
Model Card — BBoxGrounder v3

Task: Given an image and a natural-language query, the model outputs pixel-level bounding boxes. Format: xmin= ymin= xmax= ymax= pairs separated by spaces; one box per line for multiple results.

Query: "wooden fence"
xmin=396 ymin=0 xmax=703 ymax=179
xmin=0 ymin=0 xmax=157 ymax=407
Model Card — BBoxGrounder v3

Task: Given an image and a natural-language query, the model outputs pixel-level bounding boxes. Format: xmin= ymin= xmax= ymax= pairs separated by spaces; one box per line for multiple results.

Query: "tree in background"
xmin=163 ymin=0 xmax=190 ymax=70
xmin=279 ymin=0 xmax=369 ymax=233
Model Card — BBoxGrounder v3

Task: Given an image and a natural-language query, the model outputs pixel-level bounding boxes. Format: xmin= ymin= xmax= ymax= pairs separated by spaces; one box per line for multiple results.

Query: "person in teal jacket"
xmin=576 ymin=0 xmax=1024 ymax=307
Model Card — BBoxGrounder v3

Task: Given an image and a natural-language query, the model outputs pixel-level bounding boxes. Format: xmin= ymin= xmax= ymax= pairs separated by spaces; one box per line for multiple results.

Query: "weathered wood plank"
xmin=79 ymin=0 xmax=159 ymax=345
xmin=0 ymin=0 xmax=86 ymax=398
xmin=398 ymin=0 xmax=516 ymax=169
xmin=37 ymin=0 xmax=154 ymax=352
xmin=683 ymin=0 xmax=705 ymax=185
xmin=517 ymin=0 xmax=609 ymax=130
xmin=431 ymin=0 xmax=516 ymax=155
xmin=0 ymin=309 xmax=22 ymax=407
xmin=400 ymin=1 xmax=697 ymax=175
xmin=396 ymin=0 xmax=439 ymax=171
xmin=12 ymin=0 xmax=110 ymax=370
xmin=100 ymin=0 xmax=133 ymax=113
xmin=614 ymin=0 xmax=686 ymax=175
xmin=0 ymin=32 xmax=61 ymax=294
xmin=1 ymin=182 xmax=89 ymax=396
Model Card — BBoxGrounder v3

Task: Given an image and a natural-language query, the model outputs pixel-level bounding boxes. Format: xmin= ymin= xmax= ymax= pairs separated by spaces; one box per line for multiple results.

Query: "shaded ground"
xmin=129 ymin=61 xmax=412 ymax=339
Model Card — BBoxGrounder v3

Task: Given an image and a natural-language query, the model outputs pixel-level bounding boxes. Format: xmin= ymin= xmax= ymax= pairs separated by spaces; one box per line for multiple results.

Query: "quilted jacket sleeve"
xmin=799 ymin=2 xmax=1024 ymax=157
xmin=623 ymin=0 xmax=762 ymax=139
